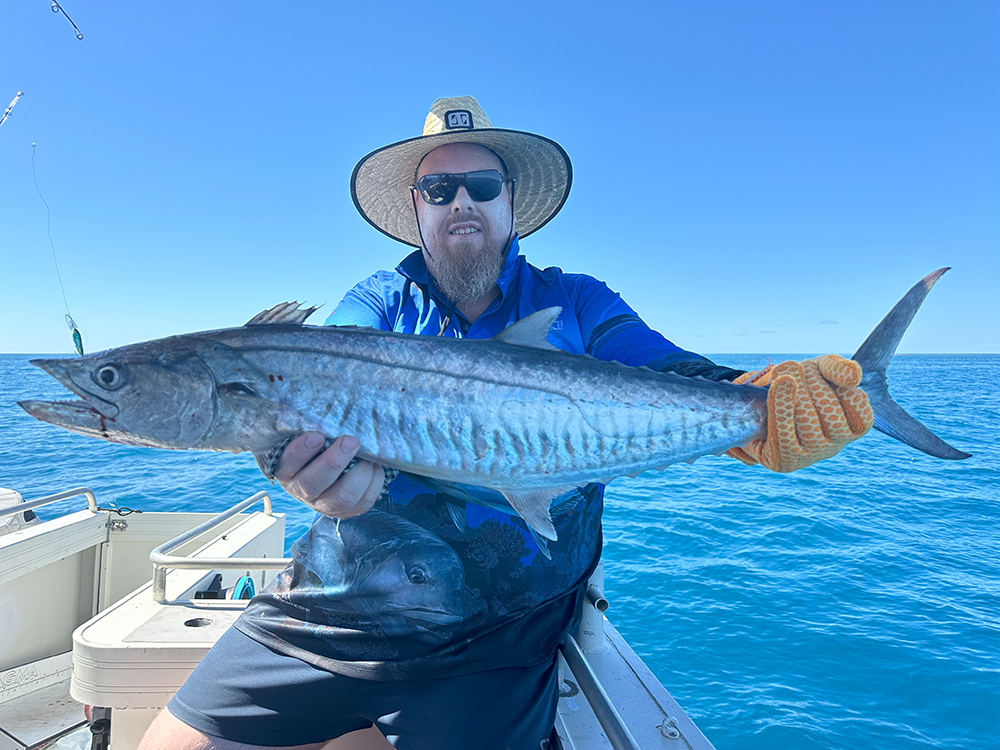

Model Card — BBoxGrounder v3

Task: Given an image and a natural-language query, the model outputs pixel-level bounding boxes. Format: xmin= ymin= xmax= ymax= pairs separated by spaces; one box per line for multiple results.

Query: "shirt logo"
xmin=444 ymin=110 xmax=473 ymax=130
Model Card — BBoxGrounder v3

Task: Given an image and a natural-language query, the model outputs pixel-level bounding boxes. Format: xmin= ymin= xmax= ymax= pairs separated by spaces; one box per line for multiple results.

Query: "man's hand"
xmin=727 ymin=354 xmax=874 ymax=473
xmin=274 ymin=432 xmax=385 ymax=518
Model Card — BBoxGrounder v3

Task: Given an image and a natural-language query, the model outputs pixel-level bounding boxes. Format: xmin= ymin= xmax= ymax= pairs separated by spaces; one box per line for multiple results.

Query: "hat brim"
xmin=351 ymin=129 xmax=572 ymax=248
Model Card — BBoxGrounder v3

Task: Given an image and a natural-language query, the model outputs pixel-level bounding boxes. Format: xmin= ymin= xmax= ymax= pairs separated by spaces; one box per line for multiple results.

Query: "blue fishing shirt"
xmin=330 ymin=236 xmax=704 ymax=369
xmin=236 ymin=236 xmax=715 ymax=681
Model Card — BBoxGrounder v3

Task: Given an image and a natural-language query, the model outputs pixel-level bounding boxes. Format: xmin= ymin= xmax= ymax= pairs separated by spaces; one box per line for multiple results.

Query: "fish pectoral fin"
xmin=500 ymin=488 xmax=571 ymax=541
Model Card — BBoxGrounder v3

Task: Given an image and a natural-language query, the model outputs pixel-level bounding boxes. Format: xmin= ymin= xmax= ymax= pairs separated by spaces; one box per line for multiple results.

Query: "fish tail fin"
xmin=852 ymin=268 xmax=970 ymax=460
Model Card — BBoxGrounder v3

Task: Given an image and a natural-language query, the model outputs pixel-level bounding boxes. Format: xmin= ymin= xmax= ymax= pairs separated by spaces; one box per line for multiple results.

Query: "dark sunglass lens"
xmin=417 ymin=175 xmax=458 ymax=205
xmin=465 ymin=172 xmax=504 ymax=202
xmin=416 ymin=171 xmax=502 ymax=204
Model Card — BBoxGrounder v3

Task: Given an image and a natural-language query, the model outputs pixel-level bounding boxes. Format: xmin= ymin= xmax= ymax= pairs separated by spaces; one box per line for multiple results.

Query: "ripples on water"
xmin=2 ymin=354 xmax=997 ymax=750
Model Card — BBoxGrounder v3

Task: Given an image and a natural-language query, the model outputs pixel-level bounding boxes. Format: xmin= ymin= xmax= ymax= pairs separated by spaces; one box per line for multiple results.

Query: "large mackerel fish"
xmin=19 ymin=269 xmax=969 ymax=540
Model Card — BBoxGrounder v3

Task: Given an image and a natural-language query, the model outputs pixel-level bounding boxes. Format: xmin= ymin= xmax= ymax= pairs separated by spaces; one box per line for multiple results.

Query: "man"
xmin=140 ymin=97 xmax=871 ymax=750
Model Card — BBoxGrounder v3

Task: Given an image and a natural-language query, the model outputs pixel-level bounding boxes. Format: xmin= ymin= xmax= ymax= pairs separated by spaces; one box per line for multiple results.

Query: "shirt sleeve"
xmin=325 ymin=271 xmax=397 ymax=330
xmin=568 ymin=274 xmax=744 ymax=382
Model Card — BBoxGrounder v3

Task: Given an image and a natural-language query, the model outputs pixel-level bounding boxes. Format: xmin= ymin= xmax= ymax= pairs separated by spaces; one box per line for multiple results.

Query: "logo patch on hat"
xmin=444 ymin=110 xmax=474 ymax=130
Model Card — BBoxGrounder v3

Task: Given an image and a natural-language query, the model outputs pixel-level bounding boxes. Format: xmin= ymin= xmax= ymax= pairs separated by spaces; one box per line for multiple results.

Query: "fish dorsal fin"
xmin=493 ymin=307 xmax=561 ymax=351
xmin=245 ymin=302 xmax=320 ymax=327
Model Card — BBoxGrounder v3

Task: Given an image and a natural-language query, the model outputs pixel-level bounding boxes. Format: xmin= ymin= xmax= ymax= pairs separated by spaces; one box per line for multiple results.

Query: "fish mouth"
xmin=17 ymin=398 xmax=119 ymax=442
xmin=27 ymin=358 xmax=120 ymax=419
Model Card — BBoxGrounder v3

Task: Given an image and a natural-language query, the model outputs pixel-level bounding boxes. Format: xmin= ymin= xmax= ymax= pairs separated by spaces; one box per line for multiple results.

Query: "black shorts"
xmin=168 ymin=626 xmax=559 ymax=749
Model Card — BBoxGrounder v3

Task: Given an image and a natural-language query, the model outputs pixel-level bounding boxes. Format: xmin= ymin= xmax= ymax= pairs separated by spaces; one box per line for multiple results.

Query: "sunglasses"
xmin=412 ymin=170 xmax=510 ymax=206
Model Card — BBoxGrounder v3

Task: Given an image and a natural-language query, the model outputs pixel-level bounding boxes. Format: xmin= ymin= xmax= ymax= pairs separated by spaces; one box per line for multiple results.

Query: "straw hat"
xmin=351 ymin=96 xmax=573 ymax=247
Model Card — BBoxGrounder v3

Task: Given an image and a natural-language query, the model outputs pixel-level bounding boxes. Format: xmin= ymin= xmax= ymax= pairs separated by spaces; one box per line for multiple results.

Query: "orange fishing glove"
xmin=726 ymin=354 xmax=874 ymax=473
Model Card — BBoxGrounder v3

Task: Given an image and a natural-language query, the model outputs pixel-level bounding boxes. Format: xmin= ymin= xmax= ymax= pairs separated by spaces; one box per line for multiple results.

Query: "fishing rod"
xmin=0 ymin=92 xmax=24 ymax=130
xmin=49 ymin=1 xmax=84 ymax=40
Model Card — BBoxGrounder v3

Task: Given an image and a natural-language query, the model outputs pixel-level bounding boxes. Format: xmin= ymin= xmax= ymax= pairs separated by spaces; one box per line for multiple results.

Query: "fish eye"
xmin=93 ymin=364 xmax=125 ymax=390
xmin=406 ymin=566 xmax=428 ymax=585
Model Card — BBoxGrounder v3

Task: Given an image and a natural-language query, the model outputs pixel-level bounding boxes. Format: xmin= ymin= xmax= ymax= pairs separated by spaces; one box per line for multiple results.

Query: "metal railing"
xmin=0 ymin=486 xmax=98 ymax=518
xmin=149 ymin=491 xmax=292 ymax=603
xmin=560 ymin=560 xmax=643 ymax=750
xmin=562 ymin=633 xmax=643 ymax=750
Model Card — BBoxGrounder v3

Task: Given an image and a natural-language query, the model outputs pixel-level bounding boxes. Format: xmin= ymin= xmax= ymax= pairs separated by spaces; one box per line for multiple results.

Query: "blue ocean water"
xmin=1 ymin=353 xmax=997 ymax=749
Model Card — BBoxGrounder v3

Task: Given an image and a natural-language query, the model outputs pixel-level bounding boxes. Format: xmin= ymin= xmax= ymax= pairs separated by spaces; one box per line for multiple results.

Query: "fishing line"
xmin=31 ymin=139 xmax=85 ymax=355
xmin=4 ymin=93 xmax=82 ymax=353
xmin=20 ymin=3 xmax=85 ymax=351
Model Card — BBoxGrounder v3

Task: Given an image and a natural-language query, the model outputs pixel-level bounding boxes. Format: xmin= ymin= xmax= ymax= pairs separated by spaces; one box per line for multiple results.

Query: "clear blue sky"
xmin=1 ymin=1 xmax=996 ymax=355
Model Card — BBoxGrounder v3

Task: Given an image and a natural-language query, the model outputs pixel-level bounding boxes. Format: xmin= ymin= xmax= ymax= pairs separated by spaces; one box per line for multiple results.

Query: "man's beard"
xmin=426 ymin=230 xmax=507 ymax=305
